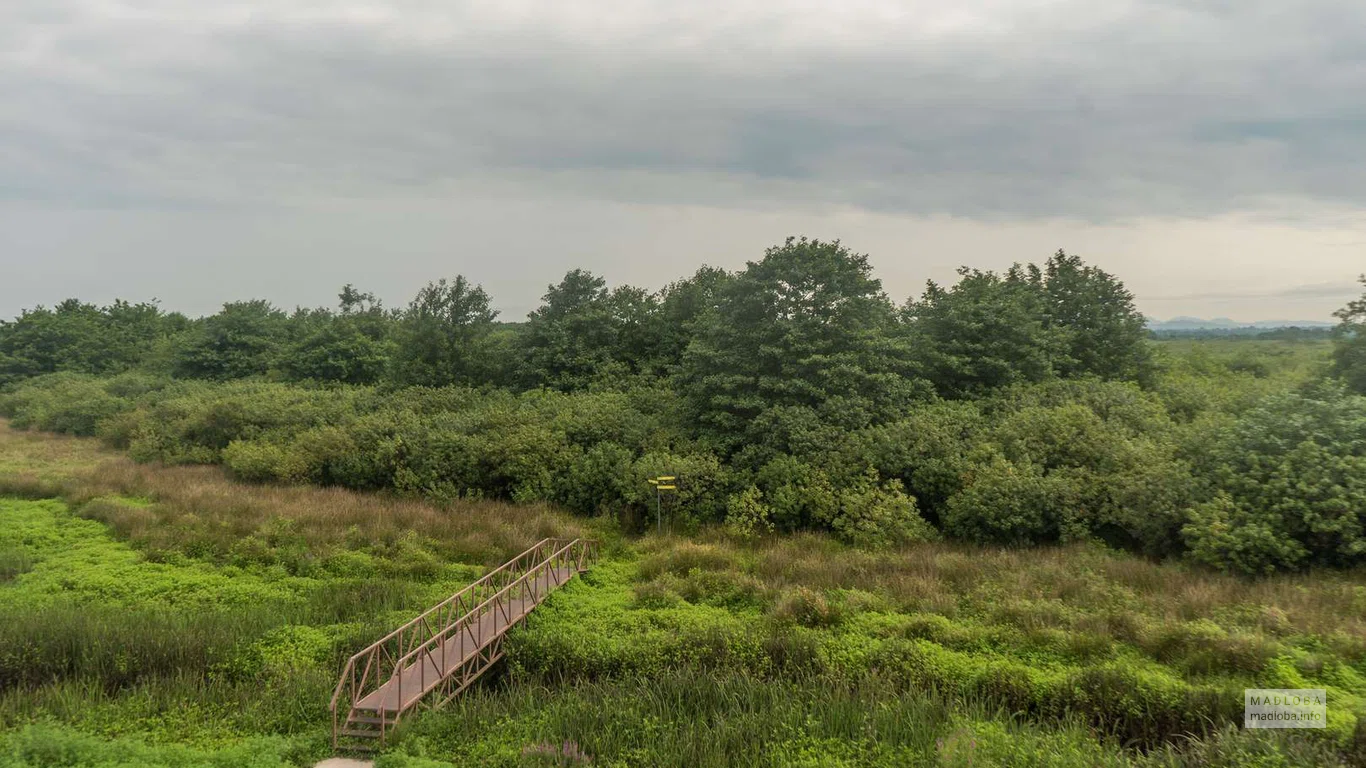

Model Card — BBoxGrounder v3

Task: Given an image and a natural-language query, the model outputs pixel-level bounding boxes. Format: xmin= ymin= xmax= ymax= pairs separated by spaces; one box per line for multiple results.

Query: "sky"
xmin=3 ymin=0 xmax=1364 ymax=323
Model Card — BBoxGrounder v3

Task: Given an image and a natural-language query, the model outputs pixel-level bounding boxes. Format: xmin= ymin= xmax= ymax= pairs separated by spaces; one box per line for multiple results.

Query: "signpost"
xmin=646 ymin=475 xmax=677 ymax=534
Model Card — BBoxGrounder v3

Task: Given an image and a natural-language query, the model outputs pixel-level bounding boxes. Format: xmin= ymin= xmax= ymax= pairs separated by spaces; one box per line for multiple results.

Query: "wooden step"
xmin=339 ymin=729 xmax=384 ymax=739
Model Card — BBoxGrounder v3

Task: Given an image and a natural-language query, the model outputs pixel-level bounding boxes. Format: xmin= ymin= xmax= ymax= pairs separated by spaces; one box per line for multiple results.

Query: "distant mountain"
xmin=1148 ymin=317 xmax=1335 ymax=331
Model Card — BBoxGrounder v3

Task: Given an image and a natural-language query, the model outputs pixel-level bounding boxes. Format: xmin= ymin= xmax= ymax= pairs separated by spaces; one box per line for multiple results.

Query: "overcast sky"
xmin=3 ymin=0 xmax=1364 ymax=322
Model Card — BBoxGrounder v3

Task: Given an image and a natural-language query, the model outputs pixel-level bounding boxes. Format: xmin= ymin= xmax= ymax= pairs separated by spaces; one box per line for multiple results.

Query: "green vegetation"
xmin=1334 ymin=275 xmax=1366 ymax=396
xmin=2 ymin=244 xmax=1366 ymax=765
xmin=0 ymin=333 xmax=1355 ymax=574
xmin=1 ymin=418 xmax=1364 ymax=766
xmin=3 ymin=242 xmax=1361 ymax=575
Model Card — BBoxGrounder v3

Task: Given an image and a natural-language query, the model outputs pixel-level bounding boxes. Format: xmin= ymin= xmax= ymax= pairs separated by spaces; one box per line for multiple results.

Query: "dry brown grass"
xmin=0 ymin=418 xmax=587 ymax=567
xmin=0 ymin=419 xmax=115 ymax=480
xmin=640 ymin=528 xmax=1366 ymax=651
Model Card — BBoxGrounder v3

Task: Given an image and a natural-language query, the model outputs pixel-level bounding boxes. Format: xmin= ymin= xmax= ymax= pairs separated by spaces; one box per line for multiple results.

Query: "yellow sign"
xmin=657 ymin=476 xmax=676 ymax=481
xmin=647 ymin=479 xmax=659 ymax=485
xmin=657 ymin=484 xmax=677 ymax=490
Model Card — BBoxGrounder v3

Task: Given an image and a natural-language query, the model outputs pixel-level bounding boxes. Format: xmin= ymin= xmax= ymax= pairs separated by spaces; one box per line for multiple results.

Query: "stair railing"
xmin=329 ymin=537 xmax=598 ymax=747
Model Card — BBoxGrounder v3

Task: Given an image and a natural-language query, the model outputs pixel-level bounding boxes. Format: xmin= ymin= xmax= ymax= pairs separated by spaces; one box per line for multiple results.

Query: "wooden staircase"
xmin=329 ymin=538 xmax=598 ymax=752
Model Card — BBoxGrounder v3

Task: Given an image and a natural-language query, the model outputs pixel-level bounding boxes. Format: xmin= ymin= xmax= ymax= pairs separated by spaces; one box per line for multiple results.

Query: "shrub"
xmin=724 ymin=485 xmax=774 ymax=539
xmin=943 ymin=456 xmax=1078 ymax=545
xmin=770 ymin=586 xmax=842 ymax=628
xmin=0 ymin=373 xmax=131 ymax=436
xmin=626 ymin=451 xmax=732 ymax=529
xmin=827 ymin=469 xmax=937 ymax=548
xmin=754 ymin=455 xmax=840 ymax=532
xmin=555 ymin=441 xmax=632 ymax=516
xmin=1182 ymin=494 xmax=1310 ymax=575
xmin=1183 ymin=386 xmax=1366 ymax=574
xmin=223 ymin=440 xmax=307 ymax=483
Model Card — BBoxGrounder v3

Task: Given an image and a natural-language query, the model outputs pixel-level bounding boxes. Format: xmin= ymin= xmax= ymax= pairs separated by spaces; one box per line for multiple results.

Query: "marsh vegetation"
xmin=2 ymin=245 xmax=1365 ymax=765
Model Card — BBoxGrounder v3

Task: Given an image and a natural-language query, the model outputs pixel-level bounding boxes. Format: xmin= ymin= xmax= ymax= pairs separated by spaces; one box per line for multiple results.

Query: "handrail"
xmin=328 ymin=537 xmax=561 ymax=715
xmin=391 ymin=539 xmax=579 ymax=672
xmin=329 ymin=537 xmax=597 ymax=748
xmin=341 ymin=538 xmax=552 ymax=668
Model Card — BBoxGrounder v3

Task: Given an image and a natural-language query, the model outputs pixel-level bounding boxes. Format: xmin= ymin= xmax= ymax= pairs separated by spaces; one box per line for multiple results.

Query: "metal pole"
xmin=656 ymin=485 xmax=662 ymax=535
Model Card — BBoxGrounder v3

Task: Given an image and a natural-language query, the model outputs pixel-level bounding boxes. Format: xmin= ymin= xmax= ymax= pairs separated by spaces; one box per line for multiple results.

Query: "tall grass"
xmin=0 ymin=581 xmax=428 ymax=692
xmin=384 ymin=672 xmax=1351 ymax=768
xmin=69 ymin=460 xmax=588 ymax=568
xmin=0 ymin=548 xmax=32 ymax=582
xmin=1 ymin=417 xmax=592 ymax=572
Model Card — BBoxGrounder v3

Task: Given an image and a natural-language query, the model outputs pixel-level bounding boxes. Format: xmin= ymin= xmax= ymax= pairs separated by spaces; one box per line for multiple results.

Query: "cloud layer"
xmin=5 ymin=0 xmax=1366 ymax=218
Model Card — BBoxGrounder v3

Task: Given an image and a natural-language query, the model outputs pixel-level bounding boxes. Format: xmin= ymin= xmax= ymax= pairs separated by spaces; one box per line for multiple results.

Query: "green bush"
xmin=943 ymin=455 xmax=1078 ymax=545
xmin=1181 ymin=494 xmax=1310 ymax=575
xmin=2 ymin=339 xmax=1362 ymax=574
xmin=223 ymin=440 xmax=305 ymax=483
xmin=0 ymin=374 xmax=131 ymax=436
xmin=1182 ymin=387 xmax=1366 ymax=574
xmin=724 ymin=485 xmax=774 ymax=538
xmin=828 ymin=470 xmax=937 ymax=548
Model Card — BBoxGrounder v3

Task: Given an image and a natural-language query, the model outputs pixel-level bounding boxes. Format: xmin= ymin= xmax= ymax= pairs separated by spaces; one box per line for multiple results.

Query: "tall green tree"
xmin=517 ymin=270 xmax=663 ymax=390
xmin=391 ymin=277 xmax=498 ymax=387
xmin=678 ymin=237 xmax=929 ymax=458
xmin=0 ymin=299 xmax=176 ymax=384
xmin=654 ymin=266 xmax=733 ymax=372
xmin=280 ymin=286 xmax=394 ymax=384
xmin=907 ymin=252 xmax=1152 ymax=398
xmin=1332 ymin=275 xmax=1366 ymax=395
xmin=171 ymin=300 xmax=290 ymax=380
xmin=1040 ymin=250 xmax=1153 ymax=382
xmin=906 ymin=266 xmax=1064 ymax=398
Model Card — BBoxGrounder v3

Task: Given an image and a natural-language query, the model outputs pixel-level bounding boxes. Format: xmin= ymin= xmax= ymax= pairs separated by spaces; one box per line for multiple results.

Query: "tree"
xmin=0 ymin=299 xmax=176 ymax=385
xmin=1332 ymin=275 xmax=1366 ymax=395
xmin=906 ymin=267 xmax=1064 ymax=398
xmin=678 ymin=237 xmax=929 ymax=458
xmin=906 ymin=251 xmax=1152 ymax=399
xmin=517 ymin=270 xmax=660 ymax=391
xmin=280 ymin=285 xmax=394 ymax=384
xmin=0 ymin=301 xmax=103 ymax=383
xmin=391 ymin=277 xmax=498 ymax=387
xmin=1040 ymin=250 xmax=1153 ymax=383
xmin=171 ymin=300 xmax=290 ymax=380
xmin=654 ymin=266 xmax=734 ymax=372
xmin=607 ymin=284 xmax=666 ymax=377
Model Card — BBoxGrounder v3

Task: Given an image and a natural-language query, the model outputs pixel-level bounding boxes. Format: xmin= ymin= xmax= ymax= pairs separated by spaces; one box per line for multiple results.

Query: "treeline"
xmin=1148 ymin=327 xmax=1334 ymax=341
xmin=0 ymin=242 xmax=1155 ymax=393
xmin=2 ymin=240 xmax=1364 ymax=575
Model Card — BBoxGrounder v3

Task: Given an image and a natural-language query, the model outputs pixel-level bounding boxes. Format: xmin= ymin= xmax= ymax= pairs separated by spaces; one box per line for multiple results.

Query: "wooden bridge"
xmin=329 ymin=538 xmax=599 ymax=751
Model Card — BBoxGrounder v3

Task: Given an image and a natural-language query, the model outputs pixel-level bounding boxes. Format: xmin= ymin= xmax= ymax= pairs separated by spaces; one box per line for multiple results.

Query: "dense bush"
xmin=3 ymin=241 xmax=1363 ymax=575
xmin=1181 ymin=384 xmax=1366 ymax=574
xmin=5 ymin=338 xmax=1364 ymax=575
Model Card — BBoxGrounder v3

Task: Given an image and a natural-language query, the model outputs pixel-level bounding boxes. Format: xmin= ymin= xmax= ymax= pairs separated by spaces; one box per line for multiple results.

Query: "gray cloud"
xmin=4 ymin=0 xmax=1366 ymax=219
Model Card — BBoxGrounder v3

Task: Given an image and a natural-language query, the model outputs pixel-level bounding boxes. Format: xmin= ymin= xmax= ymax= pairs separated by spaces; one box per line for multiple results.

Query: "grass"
xmin=378 ymin=672 xmax=1354 ymax=768
xmin=3 ymin=419 xmax=1366 ymax=765
xmin=0 ymin=418 xmax=593 ymax=573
